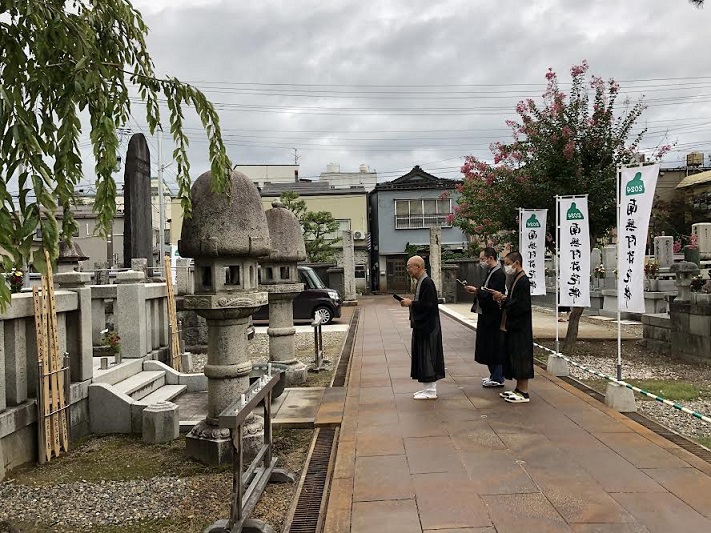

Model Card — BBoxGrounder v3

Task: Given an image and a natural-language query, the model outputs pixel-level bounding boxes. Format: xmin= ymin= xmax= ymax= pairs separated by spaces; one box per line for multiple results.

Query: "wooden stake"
xmin=33 ymin=287 xmax=53 ymax=463
xmin=44 ymin=250 xmax=69 ymax=453
xmin=164 ymin=255 xmax=182 ymax=371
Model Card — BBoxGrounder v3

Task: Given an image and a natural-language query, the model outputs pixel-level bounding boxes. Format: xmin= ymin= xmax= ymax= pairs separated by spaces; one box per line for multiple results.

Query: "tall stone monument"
xmin=429 ymin=226 xmax=443 ymax=296
xmin=179 ymin=170 xmax=270 ymax=465
xmin=261 ymin=200 xmax=308 ymax=385
xmin=123 ymin=133 xmax=153 ymax=268
xmin=341 ymin=230 xmax=357 ymax=303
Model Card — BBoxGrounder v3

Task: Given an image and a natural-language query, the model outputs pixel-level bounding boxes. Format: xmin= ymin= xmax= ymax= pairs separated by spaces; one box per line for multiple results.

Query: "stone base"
xmin=181 ymin=352 xmax=194 ymax=372
xmin=342 ymin=300 xmax=358 ymax=307
xmin=187 ymin=417 xmax=265 ymax=465
xmin=282 ymin=361 xmax=308 ymax=387
xmin=546 ymin=355 xmax=569 ymax=377
xmin=186 ymin=421 xmax=233 ymax=466
xmin=605 ymin=382 xmax=637 ymax=413
xmin=204 ymin=518 xmax=275 ymax=533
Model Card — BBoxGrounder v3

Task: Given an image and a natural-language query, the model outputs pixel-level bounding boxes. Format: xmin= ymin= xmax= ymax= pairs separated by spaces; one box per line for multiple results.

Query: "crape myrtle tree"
xmin=279 ymin=192 xmax=342 ymax=263
xmin=0 ymin=0 xmax=232 ymax=306
xmin=453 ymin=61 xmax=670 ymax=350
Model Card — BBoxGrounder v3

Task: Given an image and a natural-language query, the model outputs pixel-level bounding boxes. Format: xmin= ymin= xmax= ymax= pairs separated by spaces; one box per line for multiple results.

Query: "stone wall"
xmin=669 ymin=292 xmax=711 ymax=362
xmin=641 ymin=313 xmax=671 ymax=354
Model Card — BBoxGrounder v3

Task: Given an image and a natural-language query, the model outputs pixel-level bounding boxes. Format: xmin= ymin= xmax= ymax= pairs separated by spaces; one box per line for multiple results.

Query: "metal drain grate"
xmin=534 ymin=359 xmax=711 ymax=465
xmin=286 ymin=428 xmax=336 ymax=533
xmin=332 ymin=307 xmax=359 ymax=387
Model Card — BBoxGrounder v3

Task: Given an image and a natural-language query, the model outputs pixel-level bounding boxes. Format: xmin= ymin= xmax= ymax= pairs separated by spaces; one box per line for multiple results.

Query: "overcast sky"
xmin=97 ymin=0 xmax=711 ymax=191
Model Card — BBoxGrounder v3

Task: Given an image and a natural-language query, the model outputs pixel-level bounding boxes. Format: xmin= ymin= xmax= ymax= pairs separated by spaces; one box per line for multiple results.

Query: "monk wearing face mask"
xmin=487 ymin=251 xmax=534 ymax=404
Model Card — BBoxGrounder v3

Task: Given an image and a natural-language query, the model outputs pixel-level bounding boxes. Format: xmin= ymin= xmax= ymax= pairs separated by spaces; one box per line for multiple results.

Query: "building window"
xmin=324 ymin=219 xmax=351 ymax=240
xmin=394 ymin=198 xmax=452 ymax=229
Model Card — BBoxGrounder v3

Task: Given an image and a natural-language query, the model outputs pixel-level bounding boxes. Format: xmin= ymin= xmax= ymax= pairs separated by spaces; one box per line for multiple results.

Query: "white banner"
xmin=519 ymin=209 xmax=547 ymax=295
xmin=558 ymin=196 xmax=591 ymax=307
xmin=617 ymin=164 xmax=660 ymax=313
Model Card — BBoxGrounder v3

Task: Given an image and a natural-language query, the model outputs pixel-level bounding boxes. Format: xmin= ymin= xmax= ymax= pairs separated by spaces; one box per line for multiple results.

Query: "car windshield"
xmin=300 ymin=267 xmax=326 ymax=289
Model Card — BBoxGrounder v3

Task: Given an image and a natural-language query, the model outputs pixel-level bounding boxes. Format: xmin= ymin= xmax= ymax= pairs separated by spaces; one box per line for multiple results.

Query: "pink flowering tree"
xmin=454 ymin=61 xmax=650 ymax=243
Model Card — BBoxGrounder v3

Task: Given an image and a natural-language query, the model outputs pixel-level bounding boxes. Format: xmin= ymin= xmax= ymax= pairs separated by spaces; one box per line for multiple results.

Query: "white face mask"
xmin=480 ymin=261 xmax=488 ymax=268
xmin=504 ymin=265 xmax=515 ymax=276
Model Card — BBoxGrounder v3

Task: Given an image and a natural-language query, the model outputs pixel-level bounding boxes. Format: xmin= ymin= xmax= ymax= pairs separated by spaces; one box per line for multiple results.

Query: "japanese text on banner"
xmin=617 ymin=164 xmax=660 ymax=313
xmin=519 ymin=209 xmax=547 ymax=296
xmin=558 ymin=197 xmax=590 ymax=307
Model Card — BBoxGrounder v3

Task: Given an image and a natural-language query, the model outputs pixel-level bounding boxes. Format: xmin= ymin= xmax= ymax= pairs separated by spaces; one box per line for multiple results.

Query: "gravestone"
xmin=590 ymin=248 xmax=602 ymax=274
xmin=654 ymin=236 xmax=674 ymax=269
xmin=123 ymin=133 xmax=153 ymax=268
xmin=602 ymin=245 xmax=617 ymax=289
xmin=692 ymin=223 xmax=711 ymax=260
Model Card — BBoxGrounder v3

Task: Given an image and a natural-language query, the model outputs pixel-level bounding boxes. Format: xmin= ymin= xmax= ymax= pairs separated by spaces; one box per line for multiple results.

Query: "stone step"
xmin=113 ymin=370 xmax=166 ymax=400
xmin=138 ymin=384 xmax=188 ymax=406
xmin=92 ymin=358 xmax=143 ymax=386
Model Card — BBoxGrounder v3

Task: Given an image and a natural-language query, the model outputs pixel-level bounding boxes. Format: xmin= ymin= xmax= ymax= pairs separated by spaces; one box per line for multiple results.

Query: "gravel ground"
xmin=0 ymin=478 xmax=189 ymax=528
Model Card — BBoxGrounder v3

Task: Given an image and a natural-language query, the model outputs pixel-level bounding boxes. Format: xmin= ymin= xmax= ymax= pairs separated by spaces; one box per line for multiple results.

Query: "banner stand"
xmin=555 ymin=198 xmax=560 ymax=354
xmin=616 ymin=165 xmax=623 ymax=381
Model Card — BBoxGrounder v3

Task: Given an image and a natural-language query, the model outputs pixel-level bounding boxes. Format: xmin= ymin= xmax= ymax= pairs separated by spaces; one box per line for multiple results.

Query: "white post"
xmin=158 ymin=130 xmax=166 ymax=271
xmin=616 ymin=166 xmax=622 ymax=381
xmin=555 ymin=197 xmax=560 ymax=354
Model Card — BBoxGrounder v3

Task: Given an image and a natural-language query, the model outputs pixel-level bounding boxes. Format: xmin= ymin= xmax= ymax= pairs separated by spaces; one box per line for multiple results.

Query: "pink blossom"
xmin=445 ymin=213 xmax=455 ymax=224
xmin=545 ymin=68 xmax=556 ymax=81
xmin=439 ymin=191 xmax=451 ymax=200
xmin=474 ymin=225 xmax=484 ymax=233
xmin=570 ymin=60 xmax=589 ymax=78
xmin=563 ymin=139 xmax=576 ymax=159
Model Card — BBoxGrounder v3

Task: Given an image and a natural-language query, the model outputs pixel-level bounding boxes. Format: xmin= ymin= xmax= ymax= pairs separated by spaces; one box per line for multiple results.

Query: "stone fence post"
xmin=115 ymin=270 xmax=147 ymax=358
xmin=55 ymin=272 xmax=94 ymax=382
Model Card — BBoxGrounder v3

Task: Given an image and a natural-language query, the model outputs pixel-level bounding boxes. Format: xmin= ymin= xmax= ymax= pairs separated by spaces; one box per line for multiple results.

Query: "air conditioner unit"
xmin=353 ymin=231 xmax=365 ymax=240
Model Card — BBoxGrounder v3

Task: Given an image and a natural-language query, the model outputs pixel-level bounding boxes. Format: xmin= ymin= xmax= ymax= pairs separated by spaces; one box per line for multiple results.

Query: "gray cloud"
xmin=105 ymin=0 xmax=711 ymax=187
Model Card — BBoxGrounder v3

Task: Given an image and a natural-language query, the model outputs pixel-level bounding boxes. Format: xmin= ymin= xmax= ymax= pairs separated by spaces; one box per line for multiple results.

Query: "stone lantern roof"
xmin=179 ymin=170 xmax=270 ymax=258
xmin=265 ymin=200 xmax=306 ymax=263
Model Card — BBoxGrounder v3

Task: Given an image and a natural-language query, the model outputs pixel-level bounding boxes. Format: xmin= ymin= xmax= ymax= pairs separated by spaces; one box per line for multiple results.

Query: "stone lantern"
xmin=262 ymin=200 xmax=307 ymax=385
xmin=178 ymin=170 xmax=269 ymax=465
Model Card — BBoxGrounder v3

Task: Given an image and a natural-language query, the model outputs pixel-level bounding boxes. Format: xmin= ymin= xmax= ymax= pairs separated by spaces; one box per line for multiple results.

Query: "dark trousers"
xmin=488 ymin=364 xmax=504 ymax=383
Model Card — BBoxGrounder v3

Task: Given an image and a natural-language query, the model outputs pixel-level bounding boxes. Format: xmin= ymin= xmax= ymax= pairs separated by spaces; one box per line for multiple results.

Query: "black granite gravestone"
xmin=123 ymin=133 xmax=153 ymax=267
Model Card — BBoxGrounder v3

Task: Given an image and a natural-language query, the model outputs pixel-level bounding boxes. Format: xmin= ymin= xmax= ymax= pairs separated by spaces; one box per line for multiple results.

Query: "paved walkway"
xmin=324 ymin=296 xmax=711 ymax=532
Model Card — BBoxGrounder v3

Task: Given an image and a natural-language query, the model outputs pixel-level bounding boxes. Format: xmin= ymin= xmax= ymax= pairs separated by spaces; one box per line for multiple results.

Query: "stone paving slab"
xmin=323 ymin=296 xmax=711 ymax=533
xmin=442 ymin=302 xmax=641 ymax=340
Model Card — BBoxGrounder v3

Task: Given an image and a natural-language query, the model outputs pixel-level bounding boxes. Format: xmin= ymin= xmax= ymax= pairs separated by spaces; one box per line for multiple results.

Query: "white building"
xmin=319 ymin=163 xmax=378 ymax=192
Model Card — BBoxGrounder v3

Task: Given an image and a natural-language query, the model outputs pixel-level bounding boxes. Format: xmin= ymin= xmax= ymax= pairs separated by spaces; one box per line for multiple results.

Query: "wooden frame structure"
xmin=164 ymin=254 xmax=182 ymax=371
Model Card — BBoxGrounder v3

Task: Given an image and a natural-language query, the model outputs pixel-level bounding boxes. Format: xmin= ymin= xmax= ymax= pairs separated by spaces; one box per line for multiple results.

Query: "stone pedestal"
xmin=115 ymin=270 xmax=147 ymax=358
xmin=264 ymin=287 xmax=307 ymax=386
xmin=55 ymin=271 xmax=94 ymax=382
xmin=546 ymin=354 xmax=569 ymax=377
xmin=605 ymin=382 xmax=637 ymax=413
xmin=184 ymin=299 xmax=266 ymax=465
xmin=143 ymin=401 xmax=179 ymax=444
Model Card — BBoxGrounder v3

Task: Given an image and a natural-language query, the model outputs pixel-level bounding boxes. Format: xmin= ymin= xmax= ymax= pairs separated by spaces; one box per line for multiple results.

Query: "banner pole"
xmin=616 ymin=166 xmax=622 ymax=381
xmin=555 ymin=196 xmax=560 ymax=354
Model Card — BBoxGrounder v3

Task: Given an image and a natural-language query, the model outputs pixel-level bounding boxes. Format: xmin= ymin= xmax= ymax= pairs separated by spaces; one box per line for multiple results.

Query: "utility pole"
xmin=158 ymin=129 xmax=166 ymax=270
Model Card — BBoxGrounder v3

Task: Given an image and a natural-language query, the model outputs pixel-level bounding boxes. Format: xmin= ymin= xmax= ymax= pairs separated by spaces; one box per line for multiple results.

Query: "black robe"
xmin=502 ymin=272 xmax=534 ymax=380
xmin=410 ymin=276 xmax=445 ymax=383
xmin=473 ymin=267 xmax=506 ymax=366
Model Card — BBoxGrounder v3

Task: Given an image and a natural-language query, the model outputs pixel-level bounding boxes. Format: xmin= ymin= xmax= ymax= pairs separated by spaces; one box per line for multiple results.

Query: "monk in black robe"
xmin=400 ymin=255 xmax=445 ymax=400
xmin=490 ymin=251 xmax=534 ymax=403
xmin=465 ymin=246 xmax=506 ymax=387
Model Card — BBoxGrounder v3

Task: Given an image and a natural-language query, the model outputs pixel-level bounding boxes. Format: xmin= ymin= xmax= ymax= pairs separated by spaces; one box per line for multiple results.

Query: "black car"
xmin=253 ymin=265 xmax=342 ymax=324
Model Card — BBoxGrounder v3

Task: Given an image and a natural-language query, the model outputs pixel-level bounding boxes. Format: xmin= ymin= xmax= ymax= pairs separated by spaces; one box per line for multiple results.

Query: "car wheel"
xmin=313 ymin=306 xmax=333 ymax=325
